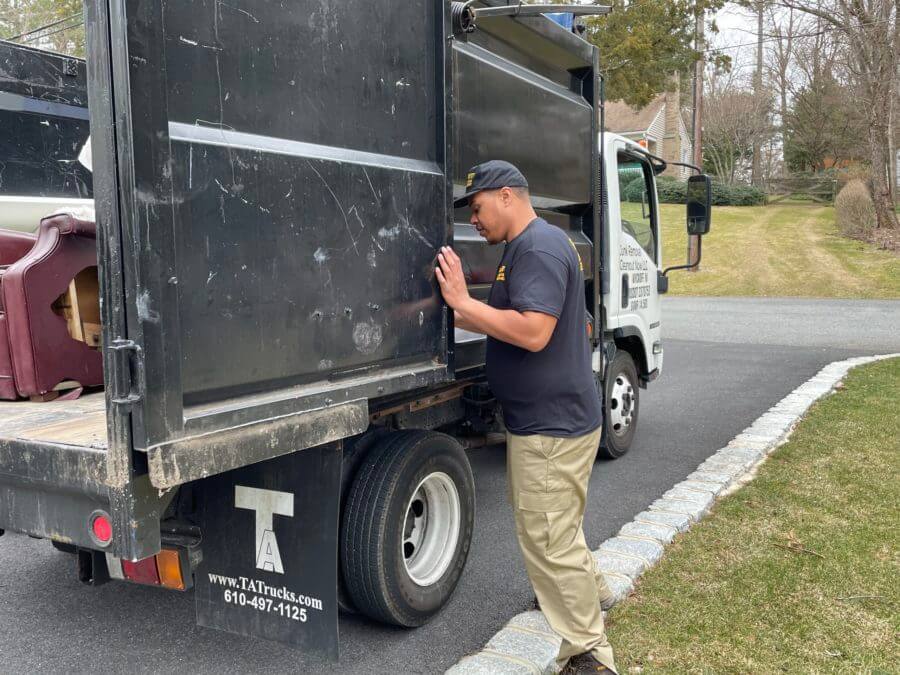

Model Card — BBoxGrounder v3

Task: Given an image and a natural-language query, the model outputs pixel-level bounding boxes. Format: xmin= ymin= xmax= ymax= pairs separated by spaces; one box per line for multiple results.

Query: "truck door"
xmin=87 ymin=1 xmax=452 ymax=461
xmin=605 ymin=142 xmax=663 ymax=376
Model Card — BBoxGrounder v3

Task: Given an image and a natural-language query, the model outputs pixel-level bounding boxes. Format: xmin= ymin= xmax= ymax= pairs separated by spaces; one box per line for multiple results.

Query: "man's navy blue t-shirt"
xmin=486 ymin=217 xmax=602 ymax=437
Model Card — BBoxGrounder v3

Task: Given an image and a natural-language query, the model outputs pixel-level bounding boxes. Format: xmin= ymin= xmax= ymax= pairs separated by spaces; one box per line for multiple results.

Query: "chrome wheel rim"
xmin=402 ymin=471 xmax=461 ymax=587
xmin=608 ymin=373 xmax=635 ymax=437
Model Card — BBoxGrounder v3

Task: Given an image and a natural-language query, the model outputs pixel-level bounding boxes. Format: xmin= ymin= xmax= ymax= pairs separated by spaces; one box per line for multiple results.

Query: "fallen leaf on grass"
xmin=836 ymin=595 xmax=885 ymax=602
xmin=774 ymin=531 xmax=826 ymax=558
xmin=773 ymin=541 xmax=826 ymax=559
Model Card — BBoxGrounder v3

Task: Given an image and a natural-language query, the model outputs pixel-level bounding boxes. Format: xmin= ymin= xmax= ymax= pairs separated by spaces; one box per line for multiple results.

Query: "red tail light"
xmin=122 ymin=557 xmax=160 ymax=585
xmin=89 ymin=511 xmax=113 ymax=546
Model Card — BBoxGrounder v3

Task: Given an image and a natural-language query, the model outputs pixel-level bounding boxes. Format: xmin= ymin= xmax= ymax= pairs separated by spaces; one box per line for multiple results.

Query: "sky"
xmin=712 ymin=3 xmax=770 ymax=76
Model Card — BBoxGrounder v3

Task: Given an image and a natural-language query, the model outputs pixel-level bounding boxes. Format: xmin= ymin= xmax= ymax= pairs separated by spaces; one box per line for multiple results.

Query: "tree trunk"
xmin=867 ymin=105 xmax=900 ymax=229
xmin=861 ymin=33 xmax=900 ymax=230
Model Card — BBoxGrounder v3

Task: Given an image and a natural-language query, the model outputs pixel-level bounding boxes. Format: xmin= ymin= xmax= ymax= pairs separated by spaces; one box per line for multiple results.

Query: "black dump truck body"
xmin=0 ymin=41 xmax=93 ymax=231
xmin=0 ymin=0 xmax=602 ymax=656
xmin=0 ymin=40 xmax=92 ymax=200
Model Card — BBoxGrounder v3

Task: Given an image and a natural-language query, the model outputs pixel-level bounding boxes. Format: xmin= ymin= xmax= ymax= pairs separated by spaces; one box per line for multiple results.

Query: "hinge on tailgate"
xmin=109 ymin=339 xmax=144 ymax=406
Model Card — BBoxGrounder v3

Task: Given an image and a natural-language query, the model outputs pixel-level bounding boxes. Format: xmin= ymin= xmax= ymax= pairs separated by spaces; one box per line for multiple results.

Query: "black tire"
xmin=338 ymin=427 xmax=394 ymax=614
xmin=340 ymin=430 xmax=475 ymax=627
xmin=599 ymin=350 xmax=639 ymax=460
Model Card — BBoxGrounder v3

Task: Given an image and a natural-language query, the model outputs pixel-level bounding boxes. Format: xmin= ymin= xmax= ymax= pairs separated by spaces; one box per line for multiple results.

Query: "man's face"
xmin=469 ymin=189 xmax=508 ymax=245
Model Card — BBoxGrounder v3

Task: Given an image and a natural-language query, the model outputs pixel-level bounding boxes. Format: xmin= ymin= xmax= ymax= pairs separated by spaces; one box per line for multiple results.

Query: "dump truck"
xmin=0 ymin=1 xmax=711 ymax=658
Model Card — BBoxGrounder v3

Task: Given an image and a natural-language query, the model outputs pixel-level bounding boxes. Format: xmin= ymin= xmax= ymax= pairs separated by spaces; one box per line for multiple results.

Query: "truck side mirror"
xmin=686 ymin=174 xmax=711 ymax=235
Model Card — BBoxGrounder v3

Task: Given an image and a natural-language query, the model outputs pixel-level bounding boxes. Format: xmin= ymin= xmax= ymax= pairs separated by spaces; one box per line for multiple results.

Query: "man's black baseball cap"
xmin=454 ymin=160 xmax=528 ymax=208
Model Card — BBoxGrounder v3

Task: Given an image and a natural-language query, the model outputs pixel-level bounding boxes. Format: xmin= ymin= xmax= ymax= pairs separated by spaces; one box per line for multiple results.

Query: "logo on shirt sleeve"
xmin=567 ymin=238 xmax=584 ymax=272
xmin=495 ymin=265 xmax=506 ymax=281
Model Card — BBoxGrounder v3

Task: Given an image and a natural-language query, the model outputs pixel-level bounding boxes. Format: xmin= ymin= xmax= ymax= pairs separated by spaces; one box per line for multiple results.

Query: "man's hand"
xmin=435 ymin=246 xmax=470 ymax=310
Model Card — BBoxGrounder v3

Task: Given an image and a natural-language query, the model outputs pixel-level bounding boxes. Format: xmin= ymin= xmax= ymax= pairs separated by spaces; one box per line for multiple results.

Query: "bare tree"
xmin=703 ymin=69 xmax=774 ymax=183
xmin=766 ymin=6 xmax=798 ymax=176
xmin=780 ymin=0 xmax=899 ymax=229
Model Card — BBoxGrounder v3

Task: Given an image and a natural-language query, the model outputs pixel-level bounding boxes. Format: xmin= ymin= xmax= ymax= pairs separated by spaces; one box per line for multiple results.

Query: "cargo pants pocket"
xmin=516 ymin=489 xmax=577 ymax=555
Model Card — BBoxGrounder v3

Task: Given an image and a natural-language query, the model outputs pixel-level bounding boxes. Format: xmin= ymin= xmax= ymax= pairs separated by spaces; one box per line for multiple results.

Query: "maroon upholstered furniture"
xmin=0 ymin=229 xmax=38 ymax=399
xmin=0 ymin=214 xmax=103 ymax=400
xmin=0 ymin=229 xmax=37 ymax=263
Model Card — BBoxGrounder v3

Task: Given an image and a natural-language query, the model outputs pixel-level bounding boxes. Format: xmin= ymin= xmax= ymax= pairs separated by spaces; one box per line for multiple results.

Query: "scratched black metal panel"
xmin=0 ymin=42 xmax=92 ymax=197
xmin=172 ymin=0 xmax=443 ymax=401
xmin=0 ymin=41 xmax=88 ymax=104
xmin=449 ymin=16 xmax=596 ymax=372
xmin=450 ymin=17 xmax=594 ymax=304
xmin=106 ymin=0 xmax=449 ymax=425
xmin=452 ymin=33 xmax=592 ymax=206
xmin=172 ymin=150 xmax=444 ymax=397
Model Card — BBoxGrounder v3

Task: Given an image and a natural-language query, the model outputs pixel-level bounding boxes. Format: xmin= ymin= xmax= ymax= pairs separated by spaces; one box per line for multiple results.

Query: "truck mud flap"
xmin=193 ymin=441 xmax=342 ymax=658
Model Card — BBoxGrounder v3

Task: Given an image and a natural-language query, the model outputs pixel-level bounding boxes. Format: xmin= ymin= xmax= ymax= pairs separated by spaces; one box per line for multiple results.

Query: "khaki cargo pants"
xmin=507 ymin=427 xmax=617 ymax=673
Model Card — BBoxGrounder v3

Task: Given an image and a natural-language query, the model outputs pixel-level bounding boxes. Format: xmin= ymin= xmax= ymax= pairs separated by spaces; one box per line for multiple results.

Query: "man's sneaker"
xmin=560 ymin=652 xmax=615 ymax=674
xmin=531 ymin=593 xmax=615 ymax=612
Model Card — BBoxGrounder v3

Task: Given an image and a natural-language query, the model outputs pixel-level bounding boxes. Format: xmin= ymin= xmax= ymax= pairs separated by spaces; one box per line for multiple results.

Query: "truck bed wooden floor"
xmin=0 ymin=391 xmax=107 ymax=449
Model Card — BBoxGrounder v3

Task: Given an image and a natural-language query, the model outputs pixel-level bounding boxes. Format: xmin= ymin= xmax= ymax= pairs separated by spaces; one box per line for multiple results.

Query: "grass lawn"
xmin=659 ymin=203 xmax=900 ymax=298
xmin=607 ymin=357 xmax=900 ymax=673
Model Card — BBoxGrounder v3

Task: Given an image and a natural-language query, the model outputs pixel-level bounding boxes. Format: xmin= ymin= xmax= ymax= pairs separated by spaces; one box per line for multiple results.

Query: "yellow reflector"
xmin=156 ymin=549 xmax=185 ymax=590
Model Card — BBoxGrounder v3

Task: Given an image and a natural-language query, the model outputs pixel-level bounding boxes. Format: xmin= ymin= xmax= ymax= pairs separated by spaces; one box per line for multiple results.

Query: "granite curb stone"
xmin=633 ymin=509 xmax=693 ymax=532
xmin=486 ymin=627 xmax=560 ymax=666
xmin=684 ymin=470 xmax=734 ymax=488
xmin=603 ymin=573 xmax=635 ymax=601
xmin=647 ymin=497 xmax=708 ymax=520
xmin=661 ymin=488 xmax=716 ymax=510
xmin=675 ymin=479 xmax=728 ymax=496
xmin=452 ymin=653 xmax=540 ymax=675
xmin=598 ymin=536 xmax=665 ymax=565
xmin=618 ymin=520 xmax=678 ymax=544
xmin=508 ymin=611 xmax=557 ymax=636
xmin=593 ymin=550 xmax=649 ymax=578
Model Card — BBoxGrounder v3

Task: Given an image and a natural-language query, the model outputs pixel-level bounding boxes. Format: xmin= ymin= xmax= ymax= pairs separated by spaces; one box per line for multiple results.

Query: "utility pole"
xmin=689 ymin=7 xmax=704 ymax=271
xmin=750 ymin=0 xmax=764 ymax=186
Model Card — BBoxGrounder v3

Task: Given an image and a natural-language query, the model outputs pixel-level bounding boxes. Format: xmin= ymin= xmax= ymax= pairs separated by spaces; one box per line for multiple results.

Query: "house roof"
xmin=604 ymin=94 xmax=665 ymax=134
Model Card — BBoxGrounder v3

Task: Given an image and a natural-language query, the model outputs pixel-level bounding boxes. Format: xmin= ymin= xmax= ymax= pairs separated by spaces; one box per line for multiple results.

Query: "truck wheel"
xmin=599 ymin=350 xmax=639 ymax=460
xmin=341 ymin=430 xmax=475 ymax=627
xmin=338 ymin=427 xmax=394 ymax=614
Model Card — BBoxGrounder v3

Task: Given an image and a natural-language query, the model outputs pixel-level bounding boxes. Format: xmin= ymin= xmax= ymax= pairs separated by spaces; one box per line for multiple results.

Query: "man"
xmin=435 ymin=160 xmax=617 ymax=675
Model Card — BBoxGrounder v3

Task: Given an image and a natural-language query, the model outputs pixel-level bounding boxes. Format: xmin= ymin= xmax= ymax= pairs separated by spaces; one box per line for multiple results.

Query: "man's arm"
xmin=437 ymin=247 xmax=557 ymax=352
xmin=455 ymin=299 xmax=557 ymax=352
xmin=453 ymin=310 xmax=480 ymax=333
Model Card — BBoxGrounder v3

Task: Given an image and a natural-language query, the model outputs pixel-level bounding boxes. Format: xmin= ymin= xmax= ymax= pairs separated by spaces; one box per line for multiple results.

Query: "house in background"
xmin=605 ymin=85 xmax=693 ymax=179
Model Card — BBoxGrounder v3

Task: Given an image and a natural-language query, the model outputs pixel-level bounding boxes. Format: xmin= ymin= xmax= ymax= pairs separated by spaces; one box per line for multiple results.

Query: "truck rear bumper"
xmin=0 ymin=439 xmax=110 ymax=548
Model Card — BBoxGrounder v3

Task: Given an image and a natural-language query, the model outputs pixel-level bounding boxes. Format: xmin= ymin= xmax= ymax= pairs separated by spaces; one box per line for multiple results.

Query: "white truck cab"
xmin=597 ymin=132 xmax=711 ymax=458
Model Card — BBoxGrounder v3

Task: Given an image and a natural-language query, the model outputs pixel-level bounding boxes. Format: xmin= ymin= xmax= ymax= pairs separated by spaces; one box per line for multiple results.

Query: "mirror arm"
xmin=665 ymin=160 xmax=703 ymax=175
xmin=661 ymin=235 xmax=702 ymax=276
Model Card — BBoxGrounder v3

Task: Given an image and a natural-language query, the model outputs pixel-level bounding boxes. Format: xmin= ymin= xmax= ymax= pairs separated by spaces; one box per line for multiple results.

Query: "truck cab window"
xmin=616 ymin=153 xmax=657 ymax=263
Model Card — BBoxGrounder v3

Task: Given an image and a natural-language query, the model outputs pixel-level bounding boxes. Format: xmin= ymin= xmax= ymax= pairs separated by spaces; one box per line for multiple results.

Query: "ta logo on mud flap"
xmin=235 ymin=486 xmax=294 ymax=574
